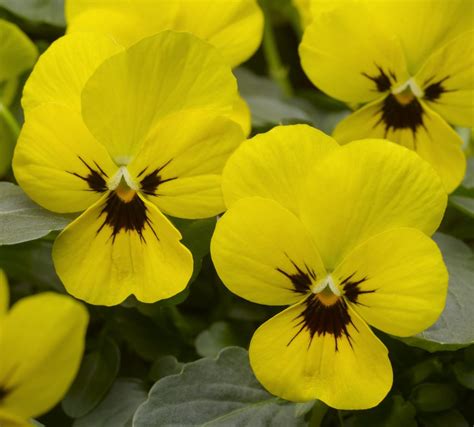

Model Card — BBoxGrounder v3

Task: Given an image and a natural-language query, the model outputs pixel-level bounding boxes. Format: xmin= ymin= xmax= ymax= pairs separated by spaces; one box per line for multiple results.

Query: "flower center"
xmin=311 ymin=274 xmax=341 ymax=306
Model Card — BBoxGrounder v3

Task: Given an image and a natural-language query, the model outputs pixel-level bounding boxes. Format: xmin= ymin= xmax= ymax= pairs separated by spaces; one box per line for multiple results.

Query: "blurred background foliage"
xmin=0 ymin=0 xmax=473 ymax=426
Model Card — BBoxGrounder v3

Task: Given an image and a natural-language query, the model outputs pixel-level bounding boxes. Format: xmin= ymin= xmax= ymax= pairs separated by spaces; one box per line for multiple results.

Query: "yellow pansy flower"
xmin=65 ymin=0 xmax=264 ymax=136
xmin=300 ymin=0 xmax=473 ymax=193
xmin=0 ymin=271 xmax=88 ymax=426
xmin=211 ymin=125 xmax=448 ymax=408
xmin=14 ymin=31 xmax=244 ymax=306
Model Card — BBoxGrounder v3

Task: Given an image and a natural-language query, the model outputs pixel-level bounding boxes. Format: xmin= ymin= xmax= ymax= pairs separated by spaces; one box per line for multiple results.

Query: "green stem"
xmin=0 ymin=102 xmax=20 ymax=139
xmin=262 ymin=13 xmax=293 ymax=97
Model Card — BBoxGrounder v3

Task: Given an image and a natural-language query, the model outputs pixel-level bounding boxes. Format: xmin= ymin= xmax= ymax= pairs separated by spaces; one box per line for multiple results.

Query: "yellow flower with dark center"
xmin=299 ymin=0 xmax=473 ymax=192
xmin=211 ymin=125 xmax=448 ymax=408
xmin=13 ymin=31 xmax=244 ymax=306
xmin=0 ymin=271 xmax=88 ymax=426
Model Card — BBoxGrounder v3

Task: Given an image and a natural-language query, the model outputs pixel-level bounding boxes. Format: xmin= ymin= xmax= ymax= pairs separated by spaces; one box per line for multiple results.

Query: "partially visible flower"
xmin=300 ymin=0 xmax=473 ymax=192
xmin=14 ymin=31 xmax=244 ymax=306
xmin=292 ymin=0 xmax=312 ymax=29
xmin=65 ymin=0 xmax=264 ymax=136
xmin=211 ymin=125 xmax=448 ymax=408
xmin=0 ymin=19 xmax=37 ymax=176
xmin=0 ymin=270 xmax=88 ymax=426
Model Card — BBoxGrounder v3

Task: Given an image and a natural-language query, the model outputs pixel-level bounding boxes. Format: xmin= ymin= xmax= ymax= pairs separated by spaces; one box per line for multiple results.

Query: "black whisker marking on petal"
xmin=0 ymin=386 xmax=10 ymax=401
xmin=362 ymin=64 xmax=395 ymax=92
xmin=276 ymin=255 xmax=316 ymax=294
xmin=288 ymin=295 xmax=356 ymax=351
xmin=67 ymin=156 xmax=108 ymax=193
xmin=341 ymin=273 xmax=375 ymax=304
xmin=97 ymin=192 xmax=158 ymax=243
xmin=140 ymin=159 xmax=176 ymax=196
xmin=423 ymin=76 xmax=455 ymax=102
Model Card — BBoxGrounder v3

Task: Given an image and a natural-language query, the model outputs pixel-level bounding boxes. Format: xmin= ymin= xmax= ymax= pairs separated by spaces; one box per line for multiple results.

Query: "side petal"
xmin=0 ymin=293 xmax=88 ymax=419
xmin=222 ymin=124 xmax=339 ymax=213
xmin=299 ymin=140 xmax=448 ymax=269
xmin=333 ymin=228 xmax=448 ymax=337
xmin=249 ymin=301 xmax=392 ymax=408
xmin=52 ymin=194 xmax=193 ymax=306
xmin=333 ymin=101 xmax=466 ymax=193
xmin=300 ymin=0 xmax=408 ymax=103
xmin=13 ymin=103 xmax=118 ymax=213
xmin=22 ymin=32 xmax=122 ymax=113
xmin=211 ymin=197 xmax=326 ymax=306
xmin=128 ymin=110 xmax=244 ymax=219
xmin=229 ymin=95 xmax=251 ymax=137
xmin=81 ymin=31 xmax=237 ymax=162
xmin=0 ymin=410 xmax=29 ymax=427
xmin=415 ymin=30 xmax=474 ymax=127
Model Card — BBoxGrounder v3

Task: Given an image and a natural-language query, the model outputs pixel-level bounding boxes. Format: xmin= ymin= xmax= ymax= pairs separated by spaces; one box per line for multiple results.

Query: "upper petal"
xmin=13 ymin=103 xmax=118 ymax=213
xmin=333 ymin=227 xmax=448 ymax=337
xmin=299 ymin=140 xmax=447 ymax=269
xmin=0 ymin=293 xmax=88 ymax=419
xmin=300 ymin=0 xmax=408 ymax=103
xmin=128 ymin=110 xmax=244 ymax=219
xmin=249 ymin=300 xmax=392 ymax=408
xmin=211 ymin=197 xmax=326 ymax=306
xmin=222 ymin=124 xmax=339 ymax=213
xmin=22 ymin=32 xmax=123 ymax=113
xmin=81 ymin=31 xmax=237 ymax=161
xmin=415 ymin=30 xmax=474 ymax=127
xmin=52 ymin=193 xmax=193 ymax=306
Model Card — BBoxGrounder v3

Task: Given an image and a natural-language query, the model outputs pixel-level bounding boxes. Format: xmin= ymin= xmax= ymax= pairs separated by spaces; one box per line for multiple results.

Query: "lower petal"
xmin=52 ymin=194 xmax=193 ymax=306
xmin=333 ymin=228 xmax=448 ymax=337
xmin=249 ymin=301 xmax=392 ymax=409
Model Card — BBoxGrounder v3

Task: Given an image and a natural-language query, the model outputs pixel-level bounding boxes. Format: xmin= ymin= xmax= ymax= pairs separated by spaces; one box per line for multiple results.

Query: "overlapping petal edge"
xmin=211 ymin=126 xmax=449 ymax=408
xmin=14 ymin=31 xmax=245 ymax=306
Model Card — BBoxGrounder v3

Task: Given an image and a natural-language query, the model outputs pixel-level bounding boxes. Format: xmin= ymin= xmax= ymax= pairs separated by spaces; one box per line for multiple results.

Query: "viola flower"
xmin=65 ymin=0 xmax=264 ymax=136
xmin=211 ymin=125 xmax=448 ymax=408
xmin=14 ymin=31 xmax=244 ymax=306
xmin=299 ymin=0 xmax=473 ymax=192
xmin=0 ymin=270 xmax=88 ymax=426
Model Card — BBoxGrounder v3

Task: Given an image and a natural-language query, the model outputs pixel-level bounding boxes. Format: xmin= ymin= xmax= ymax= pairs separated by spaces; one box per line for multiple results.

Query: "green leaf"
xmin=0 ymin=0 xmax=65 ymax=27
xmin=452 ymin=361 xmax=474 ymax=390
xmin=73 ymin=378 xmax=148 ymax=427
xmin=400 ymin=233 xmax=474 ymax=351
xmin=349 ymin=395 xmax=417 ymax=427
xmin=450 ymin=195 xmax=474 ymax=217
xmin=133 ymin=347 xmax=305 ymax=426
xmin=0 ymin=182 xmax=73 ymax=245
xmin=172 ymin=217 xmax=216 ymax=282
xmin=63 ymin=338 xmax=121 ymax=418
xmin=418 ymin=410 xmax=469 ymax=427
xmin=409 ymin=383 xmax=458 ymax=413
xmin=0 ymin=18 xmax=37 ymax=81
xmin=149 ymin=355 xmax=183 ymax=382
xmin=462 ymin=157 xmax=474 ymax=189
xmin=195 ymin=321 xmax=244 ymax=357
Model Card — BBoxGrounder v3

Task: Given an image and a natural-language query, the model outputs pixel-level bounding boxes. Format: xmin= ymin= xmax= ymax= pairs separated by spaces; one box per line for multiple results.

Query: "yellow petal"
xmin=52 ymin=194 xmax=193 ymax=306
xmin=211 ymin=197 xmax=326 ymax=306
xmin=0 ymin=270 xmax=8 ymax=316
xmin=81 ymin=31 xmax=237 ymax=162
xmin=0 ymin=19 xmax=37 ymax=82
xmin=249 ymin=300 xmax=392 ymax=408
xmin=66 ymin=0 xmax=263 ymax=67
xmin=0 ymin=293 xmax=88 ymax=419
xmin=229 ymin=95 xmax=251 ymax=137
xmin=13 ymin=103 xmax=118 ymax=213
xmin=368 ymin=0 xmax=474 ymax=74
xmin=333 ymin=228 xmax=448 ymax=337
xmin=0 ymin=409 xmax=30 ymax=427
xmin=415 ymin=30 xmax=474 ymax=127
xmin=333 ymin=100 xmax=466 ymax=193
xmin=299 ymin=140 xmax=447 ymax=269
xmin=222 ymin=124 xmax=339 ymax=213
xmin=22 ymin=32 xmax=122 ymax=113
xmin=300 ymin=0 xmax=408 ymax=103
xmin=293 ymin=0 xmax=312 ymax=28
xmin=128 ymin=110 xmax=244 ymax=219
